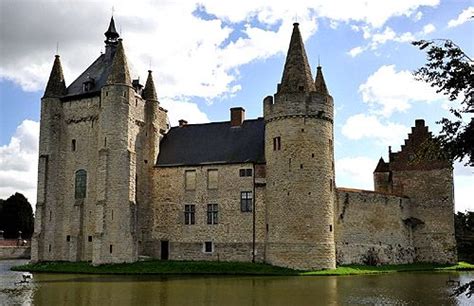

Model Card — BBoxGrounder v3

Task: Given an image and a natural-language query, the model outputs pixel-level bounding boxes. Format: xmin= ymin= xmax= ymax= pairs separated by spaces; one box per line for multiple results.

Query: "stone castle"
xmin=31 ymin=18 xmax=457 ymax=270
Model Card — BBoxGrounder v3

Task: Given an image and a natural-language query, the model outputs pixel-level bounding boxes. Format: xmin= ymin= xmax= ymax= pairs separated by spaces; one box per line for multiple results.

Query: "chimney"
xmin=230 ymin=107 xmax=245 ymax=127
xmin=415 ymin=119 xmax=425 ymax=127
xmin=179 ymin=119 xmax=188 ymax=127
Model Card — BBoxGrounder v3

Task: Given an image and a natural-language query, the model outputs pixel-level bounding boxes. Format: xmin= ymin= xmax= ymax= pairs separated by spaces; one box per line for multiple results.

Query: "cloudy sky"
xmin=0 ymin=0 xmax=472 ymax=211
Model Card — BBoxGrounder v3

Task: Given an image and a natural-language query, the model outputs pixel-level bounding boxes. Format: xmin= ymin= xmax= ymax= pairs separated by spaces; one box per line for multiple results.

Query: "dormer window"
xmin=83 ymin=77 xmax=95 ymax=92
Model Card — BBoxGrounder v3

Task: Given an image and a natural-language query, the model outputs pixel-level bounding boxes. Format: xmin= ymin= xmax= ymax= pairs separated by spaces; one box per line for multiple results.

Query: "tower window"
xmin=110 ymin=244 xmax=113 ymax=254
xmin=239 ymin=169 xmax=252 ymax=177
xmin=207 ymin=204 xmax=218 ymax=225
xmin=71 ymin=139 xmax=76 ymax=151
xmin=88 ymin=236 xmax=92 ymax=242
xmin=74 ymin=169 xmax=87 ymax=199
xmin=329 ymin=225 xmax=333 ymax=232
xmin=204 ymin=241 xmax=213 ymax=253
xmin=66 ymin=235 xmax=70 ymax=242
xmin=184 ymin=204 xmax=196 ymax=225
xmin=48 ymin=244 xmax=51 ymax=253
xmin=273 ymin=137 xmax=281 ymax=151
xmin=240 ymin=191 xmax=253 ymax=212
xmin=330 ymin=179 xmax=333 ymax=191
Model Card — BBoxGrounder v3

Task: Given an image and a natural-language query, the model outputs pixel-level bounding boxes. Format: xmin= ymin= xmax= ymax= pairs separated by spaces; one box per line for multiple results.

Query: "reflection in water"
xmin=1 ymin=260 xmax=472 ymax=305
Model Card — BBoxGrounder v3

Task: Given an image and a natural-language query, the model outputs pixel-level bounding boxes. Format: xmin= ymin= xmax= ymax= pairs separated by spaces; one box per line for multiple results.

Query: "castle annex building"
xmin=32 ymin=18 xmax=457 ymax=270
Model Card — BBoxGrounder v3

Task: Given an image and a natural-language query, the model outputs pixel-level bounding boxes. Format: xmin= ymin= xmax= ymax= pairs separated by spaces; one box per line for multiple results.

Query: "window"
xmin=88 ymin=236 xmax=92 ymax=242
xmin=207 ymin=169 xmax=218 ymax=189
xmin=66 ymin=235 xmax=70 ymax=242
xmin=204 ymin=241 xmax=213 ymax=253
xmin=110 ymin=244 xmax=113 ymax=254
xmin=329 ymin=179 xmax=333 ymax=191
xmin=48 ymin=244 xmax=51 ymax=253
xmin=239 ymin=169 xmax=252 ymax=177
xmin=207 ymin=204 xmax=218 ymax=225
xmin=71 ymin=139 xmax=76 ymax=151
xmin=184 ymin=204 xmax=195 ymax=225
xmin=240 ymin=191 xmax=253 ymax=212
xmin=185 ymin=170 xmax=196 ymax=191
xmin=329 ymin=225 xmax=333 ymax=232
xmin=273 ymin=137 xmax=281 ymax=151
xmin=75 ymin=169 xmax=87 ymax=199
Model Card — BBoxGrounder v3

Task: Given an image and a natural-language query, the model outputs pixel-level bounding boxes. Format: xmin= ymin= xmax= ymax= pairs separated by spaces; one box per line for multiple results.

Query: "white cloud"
xmin=341 ymin=113 xmax=409 ymax=146
xmin=336 ymin=156 xmax=378 ymax=190
xmin=413 ymin=11 xmax=423 ymax=21
xmin=359 ymin=65 xmax=443 ymax=116
xmin=454 ymin=175 xmax=474 ymax=212
xmin=447 ymin=6 xmax=474 ymax=28
xmin=0 ymin=120 xmax=39 ymax=204
xmin=348 ymin=46 xmax=365 ymax=57
xmin=160 ymin=98 xmax=210 ymax=127
xmin=422 ymin=23 xmax=436 ymax=34
xmin=0 ymin=0 xmax=441 ymax=101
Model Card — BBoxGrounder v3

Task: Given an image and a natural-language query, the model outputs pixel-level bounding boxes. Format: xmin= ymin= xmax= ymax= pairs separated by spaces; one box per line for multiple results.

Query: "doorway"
xmin=160 ymin=240 xmax=169 ymax=260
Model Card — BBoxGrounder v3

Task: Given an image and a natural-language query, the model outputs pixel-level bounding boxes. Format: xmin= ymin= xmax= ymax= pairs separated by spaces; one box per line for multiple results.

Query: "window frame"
xmin=184 ymin=204 xmax=196 ymax=225
xmin=74 ymin=169 xmax=87 ymax=199
xmin=185 ymin=170 xmax=196 ymax=191
xmin=207 ymin=169 xmax=218 ymax=190
xmin=204 ymin=241 xmax=213 ymax=253
xmin=240 ymin=191 xmax=253 ymax=212
xmin=207 ymin=204 xmax=218 ymax=225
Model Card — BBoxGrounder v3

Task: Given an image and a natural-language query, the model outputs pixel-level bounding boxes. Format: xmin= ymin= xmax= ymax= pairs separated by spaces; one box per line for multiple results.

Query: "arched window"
xmin=75 ymin=169 xmax=87 ymax=199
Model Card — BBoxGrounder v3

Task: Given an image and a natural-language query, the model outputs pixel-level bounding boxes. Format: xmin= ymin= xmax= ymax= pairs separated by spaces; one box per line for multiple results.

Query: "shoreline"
xmin=10 ymin=260 xmax=474 ymax=276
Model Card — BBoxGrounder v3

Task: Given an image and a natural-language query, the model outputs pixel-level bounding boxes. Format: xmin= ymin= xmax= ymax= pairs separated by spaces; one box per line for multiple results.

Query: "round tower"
xmin=264 ymin=23 xmax=336 ymax=270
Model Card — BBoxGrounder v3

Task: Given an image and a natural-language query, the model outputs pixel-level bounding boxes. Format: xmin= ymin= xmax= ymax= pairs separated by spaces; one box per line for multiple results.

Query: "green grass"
xmin=11 ymin=260 xmax=474 ymax=276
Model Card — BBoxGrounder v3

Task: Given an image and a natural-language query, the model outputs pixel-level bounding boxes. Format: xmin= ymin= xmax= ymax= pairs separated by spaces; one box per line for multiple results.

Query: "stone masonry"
xmin=31 ymin=19 xmax=457 ymax=269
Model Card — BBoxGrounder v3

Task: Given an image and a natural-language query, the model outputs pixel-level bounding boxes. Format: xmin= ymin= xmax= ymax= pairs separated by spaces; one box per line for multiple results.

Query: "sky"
xmin=0 ymin=0 xmax=473 ymax=212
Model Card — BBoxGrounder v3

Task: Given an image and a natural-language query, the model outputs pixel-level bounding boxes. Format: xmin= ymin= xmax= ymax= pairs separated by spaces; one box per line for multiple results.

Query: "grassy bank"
xmin=11 ymin=260 xmax=474 ymax=276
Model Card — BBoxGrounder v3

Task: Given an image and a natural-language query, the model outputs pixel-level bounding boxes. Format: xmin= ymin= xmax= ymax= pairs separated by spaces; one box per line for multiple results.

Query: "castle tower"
xmin=387 ymin=119 xmax=457 ymax=263
xmin=264 ymin=23 xmax=336 ymax=270
xmin=31 ymin=55 xmax=66 ymax=262
xmin=93 ymin=39 xmax=139 ymax=264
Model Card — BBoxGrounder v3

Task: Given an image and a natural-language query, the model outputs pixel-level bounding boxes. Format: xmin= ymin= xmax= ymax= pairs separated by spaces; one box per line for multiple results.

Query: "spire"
xmin=278 ymin=23 xmax=315 ymax=94
xmin=44 ymin=55 xmax=66 ymax=97
xmin=142 ymin=70 xmax=158 ymax=101
xmin=314 ymin=65 xmax=329 ymax=95
xmin=106 ymin=39 xmax=131 ymax=85
xmin=374 ymin=157 xmax=389 ymax=173
xmin=105 ymin=16 xmax=120 ymax=43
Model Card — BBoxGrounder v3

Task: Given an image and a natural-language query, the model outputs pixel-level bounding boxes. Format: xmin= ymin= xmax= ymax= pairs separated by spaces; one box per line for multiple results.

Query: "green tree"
xmin=412 ymin=39 xmax=473 ymax=166
xmin=0 ymin=193 xmax=34 ymax=239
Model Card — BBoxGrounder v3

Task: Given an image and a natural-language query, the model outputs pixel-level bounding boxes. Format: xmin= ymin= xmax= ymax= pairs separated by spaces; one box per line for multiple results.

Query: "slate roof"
xmin=157 ymin=118 xmax=265 ymax=166
xmin=62 ymin=53 xmax=114 ymax=100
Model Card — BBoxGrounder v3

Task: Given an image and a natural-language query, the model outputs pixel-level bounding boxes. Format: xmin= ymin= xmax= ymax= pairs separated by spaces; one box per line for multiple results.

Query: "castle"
xmin=31 ymin=18 xmax=457 ymax=270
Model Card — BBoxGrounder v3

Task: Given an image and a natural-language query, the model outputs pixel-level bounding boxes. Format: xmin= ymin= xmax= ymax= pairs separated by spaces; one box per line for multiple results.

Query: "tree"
xmin=412 ymin=39 xmax=473 ymax=166
xmin=0 ymin=193 xmax=34 ymax=239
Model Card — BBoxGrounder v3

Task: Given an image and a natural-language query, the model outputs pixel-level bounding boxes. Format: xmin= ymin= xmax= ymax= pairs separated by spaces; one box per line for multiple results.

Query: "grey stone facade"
xmin=31 ymin=19 xmax=457 ymax=269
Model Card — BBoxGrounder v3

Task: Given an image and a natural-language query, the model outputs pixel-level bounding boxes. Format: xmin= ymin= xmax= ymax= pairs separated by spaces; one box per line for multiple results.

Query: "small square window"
xmin=66 ymin=235 xmax=71 ymax=242
xmin=239 ymin=169 xmax=253 ymax=177
xmin=204 ymin=241 xmax=213 ymax=253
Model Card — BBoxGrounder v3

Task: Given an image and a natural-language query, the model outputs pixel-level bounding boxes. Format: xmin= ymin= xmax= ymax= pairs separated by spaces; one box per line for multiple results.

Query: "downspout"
xmin=252 ymin=163 xmax=256 ymax=263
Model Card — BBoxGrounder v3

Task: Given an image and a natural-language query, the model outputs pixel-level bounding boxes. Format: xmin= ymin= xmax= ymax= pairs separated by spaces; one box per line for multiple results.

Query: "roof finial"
xmin=318 ymin=55 xmax=320 ymax=67
xmin=56 ymin=42 xmax=59 ymax=56
xmin=111 ymin=5 xmax=115 ymax=17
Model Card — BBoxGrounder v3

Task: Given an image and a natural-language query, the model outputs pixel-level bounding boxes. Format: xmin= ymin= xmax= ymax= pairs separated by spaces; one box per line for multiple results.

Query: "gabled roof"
xmin=157 ymin=118 xmax=265 ymax=167
xmin=62 ymin=53 xmax=113 ymax=99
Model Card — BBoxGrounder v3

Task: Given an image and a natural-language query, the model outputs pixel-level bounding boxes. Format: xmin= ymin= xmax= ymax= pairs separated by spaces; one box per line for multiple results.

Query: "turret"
xmin=94 ymin=38 xmax=138 ymax=264
xmin=104 ymin=17 xmax=120 ymax=60
xmin=31 ymin=55 xmax=66 ymax=262
xmin=264 ymin=23 xmax=336 ymax=270
xmin=373 ymin=157 xmax=391 ymax=193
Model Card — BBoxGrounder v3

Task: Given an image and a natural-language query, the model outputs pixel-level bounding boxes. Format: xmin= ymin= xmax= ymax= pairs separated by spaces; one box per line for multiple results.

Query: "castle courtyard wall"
xmin=335 ymin=188 xmax=415 ymax=265
xmin=148 ymin=163 xmax=266 ymax=262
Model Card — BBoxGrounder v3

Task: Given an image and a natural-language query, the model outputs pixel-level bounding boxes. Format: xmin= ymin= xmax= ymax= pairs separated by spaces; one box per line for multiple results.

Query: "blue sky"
xmin=0 ymin=0 xmax=473 ymax=211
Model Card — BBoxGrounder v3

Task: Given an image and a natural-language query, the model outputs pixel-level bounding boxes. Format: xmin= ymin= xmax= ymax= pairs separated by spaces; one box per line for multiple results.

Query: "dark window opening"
xmin=204 ymin=241 xmax=213 ymax=253
xmin=88 ymin=236 xmax=92 ymax=242
xmin=329 ymin=225 xmax=333 ymax=232
xmin=239 ymin=169 xmax=253 ymax=177
xmin=104 ymin=137 xmax=107 ymax=147
xmin=66 ymin=235 xmax=70 ymax=242
xmin=48 ymin=244 xmax=51 ymax=252
xmin=240 ymin=191 xmax=253 ymax=212
xmin=312 ymin=153 xmax=315 ymax=158
xmin=49 ymin=210 xmax=52 ymax=222
xmin=184 ymin=204 xmax=196 ymax=225
xmin=110 ymin=244 xmax=113 ymax=254
xmin=298 ymin=85 xmax=304 ymax=91
xmin=71 ymin=139 xmax=76 ymax=151
xmin=330 ymin=179 xmax=333 ymax=191
xmin=207 ymin=204 xmax=218 ymax=225
xmin=111 ymin=210 xmax=114 ymax=221
xmin=301 ymin=128 xmax=305 ymax=132
xmin=300 ymin=164 xmax=303 ymax=169
xmin=266 ymin=224 xmax=269 ymax=232
xmin=74 ymin=169 xmax=87 ymax=199
xmin=273 ymin=137 xmax=281 ymax=151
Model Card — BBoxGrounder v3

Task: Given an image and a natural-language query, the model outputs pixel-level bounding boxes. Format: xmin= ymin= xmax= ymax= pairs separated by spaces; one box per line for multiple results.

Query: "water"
xmin=1 ymin=260 xmax=472 ymax=305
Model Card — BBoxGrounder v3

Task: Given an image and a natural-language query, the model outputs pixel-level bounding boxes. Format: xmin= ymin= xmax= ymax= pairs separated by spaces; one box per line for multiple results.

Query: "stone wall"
xmin=148 ymin=163 xmax=266 ymax=262
xmin=0 ymin=247 xmax=31 ymax=259
xmin=335 ymin=188 xmax=415 ymax=265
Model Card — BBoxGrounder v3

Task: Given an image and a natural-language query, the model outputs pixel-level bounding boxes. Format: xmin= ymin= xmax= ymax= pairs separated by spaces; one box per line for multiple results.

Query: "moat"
xmin=2 ymin=260 xmax=473 ymax=305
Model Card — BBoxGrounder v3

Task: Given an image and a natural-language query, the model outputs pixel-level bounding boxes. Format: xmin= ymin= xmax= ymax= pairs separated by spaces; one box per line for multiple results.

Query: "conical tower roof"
xmin=106 ymin=39 xmax=131 ymax=85
xmin=314 ymin=65 xmax=329 ymax=95
xmin=142 ymin=70 xmax=158 ymax=101
xmin=374 ymin=157 xmax=389 ymax=173
xmin=44 ymin=55 xmax=66 ymax=97
xmin=278 ymin=23 xmax=315 ymax=94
